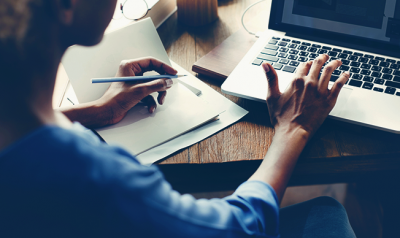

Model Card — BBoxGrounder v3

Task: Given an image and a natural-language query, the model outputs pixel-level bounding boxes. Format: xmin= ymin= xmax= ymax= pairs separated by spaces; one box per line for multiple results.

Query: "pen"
xmin=92 ymin=74 xmax=187 ymax=84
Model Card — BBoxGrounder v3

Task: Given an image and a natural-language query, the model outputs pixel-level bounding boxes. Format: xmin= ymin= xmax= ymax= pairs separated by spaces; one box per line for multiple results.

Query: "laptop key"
xmin=328 ymin=51 xmax=338 ymax=57
xmin=379 ymin=62 xmax=390 ymax=67
xmin=390 ymin=64 xmax=400 ymax=70
xmin=394 ymin=76 xmax=400 ymax=82
xmin=288 ymin=44 xmax=298 ymax=48
xmin=360 ymin=70 xmax=371 ymax=75
xmin=341 ymin=59 xmax=350 ymax=65
xmin=282 ymin=38 xmax=291 ymax=42
xmin=299 ymin=51 xmax=309 ymax=56
xmin=278 ymin=42 xmax=288 ymax=46
xmin=375 ymin=56 xmax=385 ymax=61
xmin=385 ymin=81 xmax=400 ymax=89
xmin=332 ymin=70 xmax=341 ymax=75
xmin=343 ymin=50 xmax=353 ymax=54
xmin=386 ymin=59 xmax=396 ymax=63
xmin=363 ymin=76 xmax=374 ymax=82
xmin=302 ymin=42 xmax=311 ymax=46
xmin=289 ymin=61 xmax=300 ymax=66
xmin=364 ymin=54 xmax=374 ymax=59
xmin=382 ymin=74 xmax=393 ymax=80
xmin=395 ymin=70 xmax=400 ymax=76
xmin=257 ymin=54 xmax=279 ymax=62
xmin=361 ymin=64 xmax=371 ymax=69
xmin=352 ymin=74 xmax=363 ymax=80
xmin=349 ymin=79 xmax=363 ymax=87
xmin=369 ymin=60 xmax=380 ymax=66
xmin=312 ymin=44 xmax=321 ymax=48
xmin=289 ymin=49 xmax=299 ymax=54
xmin=385 ymin=87 xmax=396 ymax=95
xmin=273 ymin=63 xmax=283 ymax=70
xmin=280 ymin=59 xmax=289 ymax=64
xmin=252 ymin=59 xmax=263 ymax=66
xmin=332 ymin=48 xmax=342 ymax=52
xmin=279 ymin=48 xmax=289 ymax=52
xmin=359 ymin=58 xmax=369 ymax=63
xmin=322 ymin=46 xmax=332 ymax=50
xmin=353 ymin=52 xmax=363 ymax=56
xmin=382 ymin=68 xmax=393 ymax=74
xmin=350 ymin=62 xmax=360 ymax=67
xmin=261 ymin=49 xmax=278 ymax=56
xmin=318 ymin=49 xmax=328 ymax=54
xmin=283 ymin=65 xmax=296 ymax=73
xmin=371 ymin=66 xmax=382 ymax=71
xmin=288 ymin=55 xmax=298 ymax=60
xmin=373 ymin=87 xmax=384 ymax=92
xmin=309 ymin=53 xmax=318 ymax=58
xmin=292 ymin=40 xmax=301 ymax=44
xmin=362 ymin=82 xmax=374 ymax=89
xmin=396 ymin=92 xmax=400 ymax=96
xmin=278 ymin=53 xmax=288 ymax=58
xmin=272 ymin=37 xmax=280 ymax=40
xmin=269 ymin=39 xmax=278 ymax=45
xmin=340 ymin=65 xmax=350 ymax=71
xmin=348 ymin=56 xmax=359 ymax=61
xmin=371 ymin=72 xmax=382 ymax=78
xmin=307 ymin=47 xmax=318 ymax=53
xmin=350 ymin=67 xmax=360 ymax=73
xmin=298 ymin=46 xmax=308 ymax=50
xmin=374 ymin=78 xmax=385 ymax=85
xmin=338 ymin=53 xmax=348 ymax=59
xmin=265 ymin=45 xmax=279 ymax=50
xmin=298 ymin=57 xmax=308 ymax=62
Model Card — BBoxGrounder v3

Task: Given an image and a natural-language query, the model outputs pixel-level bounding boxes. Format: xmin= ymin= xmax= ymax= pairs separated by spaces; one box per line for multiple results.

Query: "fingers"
xmin=136 ymin=78 xmax=173 ymax=96
xmin=329 ymin=71 xmax=350 ymax=101
xmin=142 ymin=95 xmax=157 ymax=113
xmin=123 ymin=58 xmax=178 ymax=76
xmin=158 ymin=91 xmax=167 ymax=105
xmin=262 ymin=63 xmax=281 ymax=100
xmin=308 ymin=54 xmax=329 ymax=80
xmin=318 ymin=59 xmax=342 ymax=91
xmin=295 ymin=61 xmax=313 ymax=77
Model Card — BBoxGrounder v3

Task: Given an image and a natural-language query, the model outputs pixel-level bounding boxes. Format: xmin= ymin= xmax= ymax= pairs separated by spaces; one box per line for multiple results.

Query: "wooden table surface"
xmin=154 ymin=0 xmax=400 ymax=193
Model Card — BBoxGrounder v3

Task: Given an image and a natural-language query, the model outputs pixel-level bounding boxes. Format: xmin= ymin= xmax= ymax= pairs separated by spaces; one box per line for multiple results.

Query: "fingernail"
xmin=161 ymin=96 xmax=165 ymax=105
xmin=344 ymin=71 xmax=350 ymax=76
xmin=262 ymin=63 xmax=270 ymax=73
xmin=166 ymin=79 xmax=173 ymax=88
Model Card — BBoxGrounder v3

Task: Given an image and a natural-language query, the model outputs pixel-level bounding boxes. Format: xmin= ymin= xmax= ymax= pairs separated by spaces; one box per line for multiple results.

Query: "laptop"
xmin=222 ymin=0 xmax=400 ymax=133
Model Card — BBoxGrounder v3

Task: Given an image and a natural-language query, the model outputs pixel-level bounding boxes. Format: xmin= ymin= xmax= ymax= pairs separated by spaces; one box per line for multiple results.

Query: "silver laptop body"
xmin=222 ymin=0 xmax=400 ymax=133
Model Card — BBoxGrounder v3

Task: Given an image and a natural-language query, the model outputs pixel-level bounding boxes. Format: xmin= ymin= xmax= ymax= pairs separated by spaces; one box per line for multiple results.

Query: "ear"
xmin=54 ymin=0 xmax=78 ymax=25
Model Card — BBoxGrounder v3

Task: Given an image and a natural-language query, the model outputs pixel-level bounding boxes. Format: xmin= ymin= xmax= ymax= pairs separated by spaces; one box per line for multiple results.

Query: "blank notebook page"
xmin=96 ymin=81 xmax=221 ymax=155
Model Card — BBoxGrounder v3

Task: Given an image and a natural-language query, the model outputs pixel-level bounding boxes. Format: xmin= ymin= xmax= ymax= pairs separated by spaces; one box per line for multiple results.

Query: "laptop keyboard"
xmin=252 ymin=36 xmax=400 ymax=96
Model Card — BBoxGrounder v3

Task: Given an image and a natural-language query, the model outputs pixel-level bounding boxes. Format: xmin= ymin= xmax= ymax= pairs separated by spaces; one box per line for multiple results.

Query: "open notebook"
xmin=62 ymin=19 xmax=221 ymax=155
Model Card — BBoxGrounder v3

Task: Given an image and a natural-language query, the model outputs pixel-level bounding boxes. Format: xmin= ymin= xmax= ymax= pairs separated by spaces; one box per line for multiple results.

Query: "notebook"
xmin=62 ymin=19 xmax=221 ymax=155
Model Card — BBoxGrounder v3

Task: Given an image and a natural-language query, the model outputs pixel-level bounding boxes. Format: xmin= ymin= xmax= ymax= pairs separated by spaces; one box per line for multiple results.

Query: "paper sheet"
xmin=96 ymin=80 xmax=221 ymax=155
xmin=136 ymin=62 xmax=248 ymax=165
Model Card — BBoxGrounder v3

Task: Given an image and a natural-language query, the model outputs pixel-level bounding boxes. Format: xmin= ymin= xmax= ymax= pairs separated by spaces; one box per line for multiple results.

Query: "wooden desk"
xmin=156 ymin=0 xmax=400 ymax=193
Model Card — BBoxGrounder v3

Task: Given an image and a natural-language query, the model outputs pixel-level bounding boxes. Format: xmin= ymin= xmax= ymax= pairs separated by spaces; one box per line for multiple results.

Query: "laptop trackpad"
xmin=330 ymin=87 xmax=353 ymax=117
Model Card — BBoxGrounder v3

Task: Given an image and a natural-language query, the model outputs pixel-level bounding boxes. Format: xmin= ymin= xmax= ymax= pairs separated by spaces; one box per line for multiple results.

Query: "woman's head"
xmin=0 ymin=0 xmax=117 ymax=62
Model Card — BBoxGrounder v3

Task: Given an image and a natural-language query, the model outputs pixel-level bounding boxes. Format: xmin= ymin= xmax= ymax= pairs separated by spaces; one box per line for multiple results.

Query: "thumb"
xmin=262 ymin=63 xmax=281 ymax=100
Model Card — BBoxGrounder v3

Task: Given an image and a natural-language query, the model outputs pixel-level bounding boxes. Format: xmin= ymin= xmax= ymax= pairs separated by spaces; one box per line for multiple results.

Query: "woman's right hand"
xmin=263 ymin=54 xmax=350 ymax=138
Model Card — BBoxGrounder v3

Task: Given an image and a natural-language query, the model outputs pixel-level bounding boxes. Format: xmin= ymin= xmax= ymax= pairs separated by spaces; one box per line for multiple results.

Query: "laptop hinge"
xmin=285 ymin=32 xmax=400 ymax=59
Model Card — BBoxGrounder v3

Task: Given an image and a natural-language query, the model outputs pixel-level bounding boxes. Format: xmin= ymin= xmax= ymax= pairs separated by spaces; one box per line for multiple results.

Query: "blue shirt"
xmin=0 ymin=123 xmax=279 ymax=238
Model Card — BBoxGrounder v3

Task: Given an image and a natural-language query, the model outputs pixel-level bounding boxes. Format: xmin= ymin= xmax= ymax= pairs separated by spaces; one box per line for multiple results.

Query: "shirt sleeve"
xmin=92 ymin=146 xmax=280 ymax=238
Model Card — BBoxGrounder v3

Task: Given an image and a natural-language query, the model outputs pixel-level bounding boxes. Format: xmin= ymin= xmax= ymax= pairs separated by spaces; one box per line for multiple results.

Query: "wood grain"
xmin=177 ymin=0 xmax=218 ymax=26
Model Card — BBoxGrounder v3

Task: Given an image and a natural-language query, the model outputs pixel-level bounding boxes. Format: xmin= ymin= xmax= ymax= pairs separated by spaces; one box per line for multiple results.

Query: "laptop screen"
xmin=270 ymin=0 xmax=400 ymax=53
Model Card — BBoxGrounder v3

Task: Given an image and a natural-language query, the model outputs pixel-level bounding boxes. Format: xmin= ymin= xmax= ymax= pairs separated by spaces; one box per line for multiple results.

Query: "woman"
xmin=0 ymin=0 xmax=356 ymax=237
